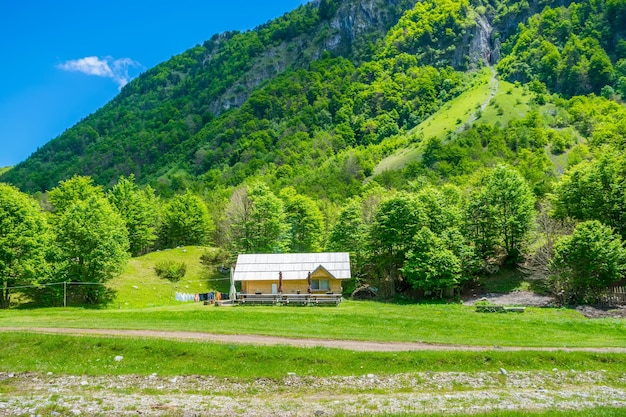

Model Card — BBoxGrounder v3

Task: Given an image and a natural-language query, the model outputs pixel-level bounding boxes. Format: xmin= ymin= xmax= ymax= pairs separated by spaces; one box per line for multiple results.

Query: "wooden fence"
xmin=602 ymin=286 xmax=626 ymax=306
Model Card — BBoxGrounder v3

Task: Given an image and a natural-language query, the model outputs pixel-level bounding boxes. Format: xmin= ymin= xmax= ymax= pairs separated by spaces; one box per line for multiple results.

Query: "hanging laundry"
xmin=175 ymin=292 xmax=196 ymax=302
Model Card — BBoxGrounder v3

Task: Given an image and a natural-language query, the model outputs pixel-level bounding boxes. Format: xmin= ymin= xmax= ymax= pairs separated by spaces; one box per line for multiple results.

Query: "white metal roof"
xmin=233 ymin=252 xmax=351 ymax=281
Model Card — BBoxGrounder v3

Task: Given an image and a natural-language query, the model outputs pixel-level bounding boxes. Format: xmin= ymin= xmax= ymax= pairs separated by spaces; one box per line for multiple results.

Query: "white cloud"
xmin=57 ymin=56 xmax=142 ymax=89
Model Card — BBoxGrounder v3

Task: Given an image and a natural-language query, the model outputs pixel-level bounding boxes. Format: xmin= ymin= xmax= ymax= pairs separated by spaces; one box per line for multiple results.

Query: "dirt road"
xmin=2 ymin=327 xmax=625 ymax=353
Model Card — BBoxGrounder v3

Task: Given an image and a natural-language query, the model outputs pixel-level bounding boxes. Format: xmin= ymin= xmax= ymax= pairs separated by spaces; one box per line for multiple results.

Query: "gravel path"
xmin=3 ymin=327 xmax=626 ymax=353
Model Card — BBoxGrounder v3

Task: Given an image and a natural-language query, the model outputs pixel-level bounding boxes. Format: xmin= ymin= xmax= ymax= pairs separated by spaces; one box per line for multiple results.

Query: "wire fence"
xmin=5 ymin=277 xmax=234 ymax=308
xmin=5 ymin=278 xmax=232 ymax=291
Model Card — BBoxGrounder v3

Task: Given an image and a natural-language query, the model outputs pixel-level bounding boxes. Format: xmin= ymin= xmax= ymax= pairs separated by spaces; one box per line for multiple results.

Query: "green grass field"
xmin=2 ymin=301 xmax=624 ymax=348
xmin=107 ymin=246 xmax=230 ymax=309
xmin=1 ymin=332 xmax=624 ymax=379
xmin=475 ymin=80 xmax=532 ymax=127
xmin=373 ymin=71 xmax=548 ymax=177
xmin=414 ymin=68 xmax=497 ymax=139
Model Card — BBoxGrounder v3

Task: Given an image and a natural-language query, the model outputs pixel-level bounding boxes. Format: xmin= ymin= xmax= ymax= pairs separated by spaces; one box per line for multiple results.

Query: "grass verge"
xmin=1 ymin=332 xmax=625 ymax=379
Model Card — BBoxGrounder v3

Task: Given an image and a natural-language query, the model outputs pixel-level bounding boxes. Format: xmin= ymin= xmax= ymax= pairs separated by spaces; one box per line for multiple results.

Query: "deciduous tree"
xmin=554 ymin=152 xmax=626 ymax=239
xmin=49 ymin=176 xmax=129 ymax=305
xmin=280 ymin=187 xmax=324 ymax=253
xmin=226 ymin=183 xmax=288 ymax=253
xmin=160 ymin=191 xmax=213 ymax=248
xmin=327 ymin=199 xmax=367 ymax=284
xmin=466 ymin=165 xmax=535 ymax=263
xmin=368 ymin=193 xmax=426 ymax=292
xmin=48 ymin=175 xmax=101 ymax=212
xmin=0 ymin=184 xmax=50 ymax=308
xmin=108 ymin=175 xmax=159 ymax=256
xmin=550 ymin=220 xmax=626 ymax=304
xmin=403 ymin=227 xmax=461 ymax=295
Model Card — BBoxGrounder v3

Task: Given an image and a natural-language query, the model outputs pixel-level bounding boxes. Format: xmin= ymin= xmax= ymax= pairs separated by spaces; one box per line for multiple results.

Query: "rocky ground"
xmin=2 ymin=370 xmax=625 ymax=416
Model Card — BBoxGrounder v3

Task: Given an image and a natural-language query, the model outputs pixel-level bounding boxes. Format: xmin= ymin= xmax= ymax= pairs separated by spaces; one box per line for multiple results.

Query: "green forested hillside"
xmin=1 ymin=0 xmax=415 ymax=193
xmin=498 ymin=0 xmax=626 ymax=96
xmin=2 ymin=0 xmax=626 ymax=307
xmin=8 ymin=0 xmax=622 ymax=196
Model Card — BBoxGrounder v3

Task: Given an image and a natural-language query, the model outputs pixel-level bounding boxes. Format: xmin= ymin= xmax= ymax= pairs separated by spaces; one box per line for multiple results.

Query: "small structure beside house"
xmin=233 ymin=253 xmax=351 ymax=305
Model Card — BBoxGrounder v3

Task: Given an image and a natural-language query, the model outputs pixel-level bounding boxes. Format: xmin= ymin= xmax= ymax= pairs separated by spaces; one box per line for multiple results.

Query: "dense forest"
xmin=2 ymin=0 xmax=626 ymax=307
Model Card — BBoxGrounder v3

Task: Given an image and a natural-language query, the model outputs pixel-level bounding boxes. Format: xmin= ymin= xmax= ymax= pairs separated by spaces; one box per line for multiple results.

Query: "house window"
xmin=312 ymin=279 xmax=330 ymax=290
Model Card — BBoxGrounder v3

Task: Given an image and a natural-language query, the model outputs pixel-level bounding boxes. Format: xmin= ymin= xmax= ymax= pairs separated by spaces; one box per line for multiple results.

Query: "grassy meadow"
xmin=475 ymin=79 xmax=532 ymax=127
xmin=107 ymin=246 xmax=230 ymax=309
xmin=374 ymin=68 xmax=497 ymax=175
xmin=1 ymin=301 xmax=625 ymax=348
xmin=4 ymin=246 xmax=623 ymax=350
xmin=1 ymin=331 xmax=625 ymax=379
xmin=373 ymin=70 xmax=544 ymax=177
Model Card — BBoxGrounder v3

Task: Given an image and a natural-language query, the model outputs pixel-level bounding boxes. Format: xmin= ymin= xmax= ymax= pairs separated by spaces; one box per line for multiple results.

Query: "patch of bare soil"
xmin=576 ymin=305 xmax=626 ymax=319
xmin=464 ymin=291 xmax=626 ymax=318
xmin=463 ymin=290 xmax=555 ymax=307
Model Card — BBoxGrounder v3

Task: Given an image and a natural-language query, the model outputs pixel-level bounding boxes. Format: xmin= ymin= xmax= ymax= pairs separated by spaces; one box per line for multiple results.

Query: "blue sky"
xmin=0 ymin=1 xmax=307 ymax=168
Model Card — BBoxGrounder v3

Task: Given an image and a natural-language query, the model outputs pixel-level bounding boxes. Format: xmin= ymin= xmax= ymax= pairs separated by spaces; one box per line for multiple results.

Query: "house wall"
xmin=241 ymin=277 xmax=343 ymax=294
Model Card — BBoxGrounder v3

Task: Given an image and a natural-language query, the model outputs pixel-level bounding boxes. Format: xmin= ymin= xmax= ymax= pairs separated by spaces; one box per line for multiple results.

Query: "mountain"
xmin=2 ymin=0 xmax=626 ymax=201
xmin=1 ymin=0 xmax=414 ymax=193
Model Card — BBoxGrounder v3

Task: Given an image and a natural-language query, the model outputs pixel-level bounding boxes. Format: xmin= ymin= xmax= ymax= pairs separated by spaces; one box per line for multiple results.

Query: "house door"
xmin=271 ymin=284 xmax=278 ymax=295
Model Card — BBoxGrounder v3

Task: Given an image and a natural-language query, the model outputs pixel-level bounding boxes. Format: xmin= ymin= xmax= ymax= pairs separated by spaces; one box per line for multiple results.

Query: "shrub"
xmin=550 ymin=221 xmax=626 ymax=304
xmin=154 ymin=261 xmax=187 ymax=282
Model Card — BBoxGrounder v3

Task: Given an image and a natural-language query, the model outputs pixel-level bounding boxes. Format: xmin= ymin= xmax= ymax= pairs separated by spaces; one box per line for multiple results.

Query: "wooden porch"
xmin=238 ymin=293 xmax=342 ymax=306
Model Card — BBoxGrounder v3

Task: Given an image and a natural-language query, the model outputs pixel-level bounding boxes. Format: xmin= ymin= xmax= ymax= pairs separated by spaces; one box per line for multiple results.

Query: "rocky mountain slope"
xmin=2 ymin=0 xmax=624 ymax=199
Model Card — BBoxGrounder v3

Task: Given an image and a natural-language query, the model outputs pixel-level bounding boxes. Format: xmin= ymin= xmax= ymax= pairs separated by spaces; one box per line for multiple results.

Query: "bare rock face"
xmin=209 ymin=0 xmax=414 ymax=116
xmin=201 ymin=0 xmax=576 ymax=116
xmin=455 ymin=0 xmax=576 ymax=70
xmin=471 ymin=15 xmax=496 ymax=65
xmin=450 ymin=14 xmax=495 ymax=70
xmin=463 ymin=13 xmax=500 ymax=68
xmin=324 ymin=0 xmax=412 ymax=54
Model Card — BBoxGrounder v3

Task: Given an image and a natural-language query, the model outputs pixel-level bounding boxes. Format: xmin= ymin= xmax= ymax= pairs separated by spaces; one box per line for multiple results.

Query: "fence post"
xmin=64 ymin=282 xmax=67 ymax=308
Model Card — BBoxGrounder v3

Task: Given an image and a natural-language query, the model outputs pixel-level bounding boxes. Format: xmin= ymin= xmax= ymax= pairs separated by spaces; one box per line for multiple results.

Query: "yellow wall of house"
xmin=241 ymin=277 xmax=343 ymax=294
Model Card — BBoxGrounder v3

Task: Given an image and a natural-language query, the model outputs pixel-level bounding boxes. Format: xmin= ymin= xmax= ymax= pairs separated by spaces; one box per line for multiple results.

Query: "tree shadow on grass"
xmin=13 ymin=286 xmax=117 ymax=309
